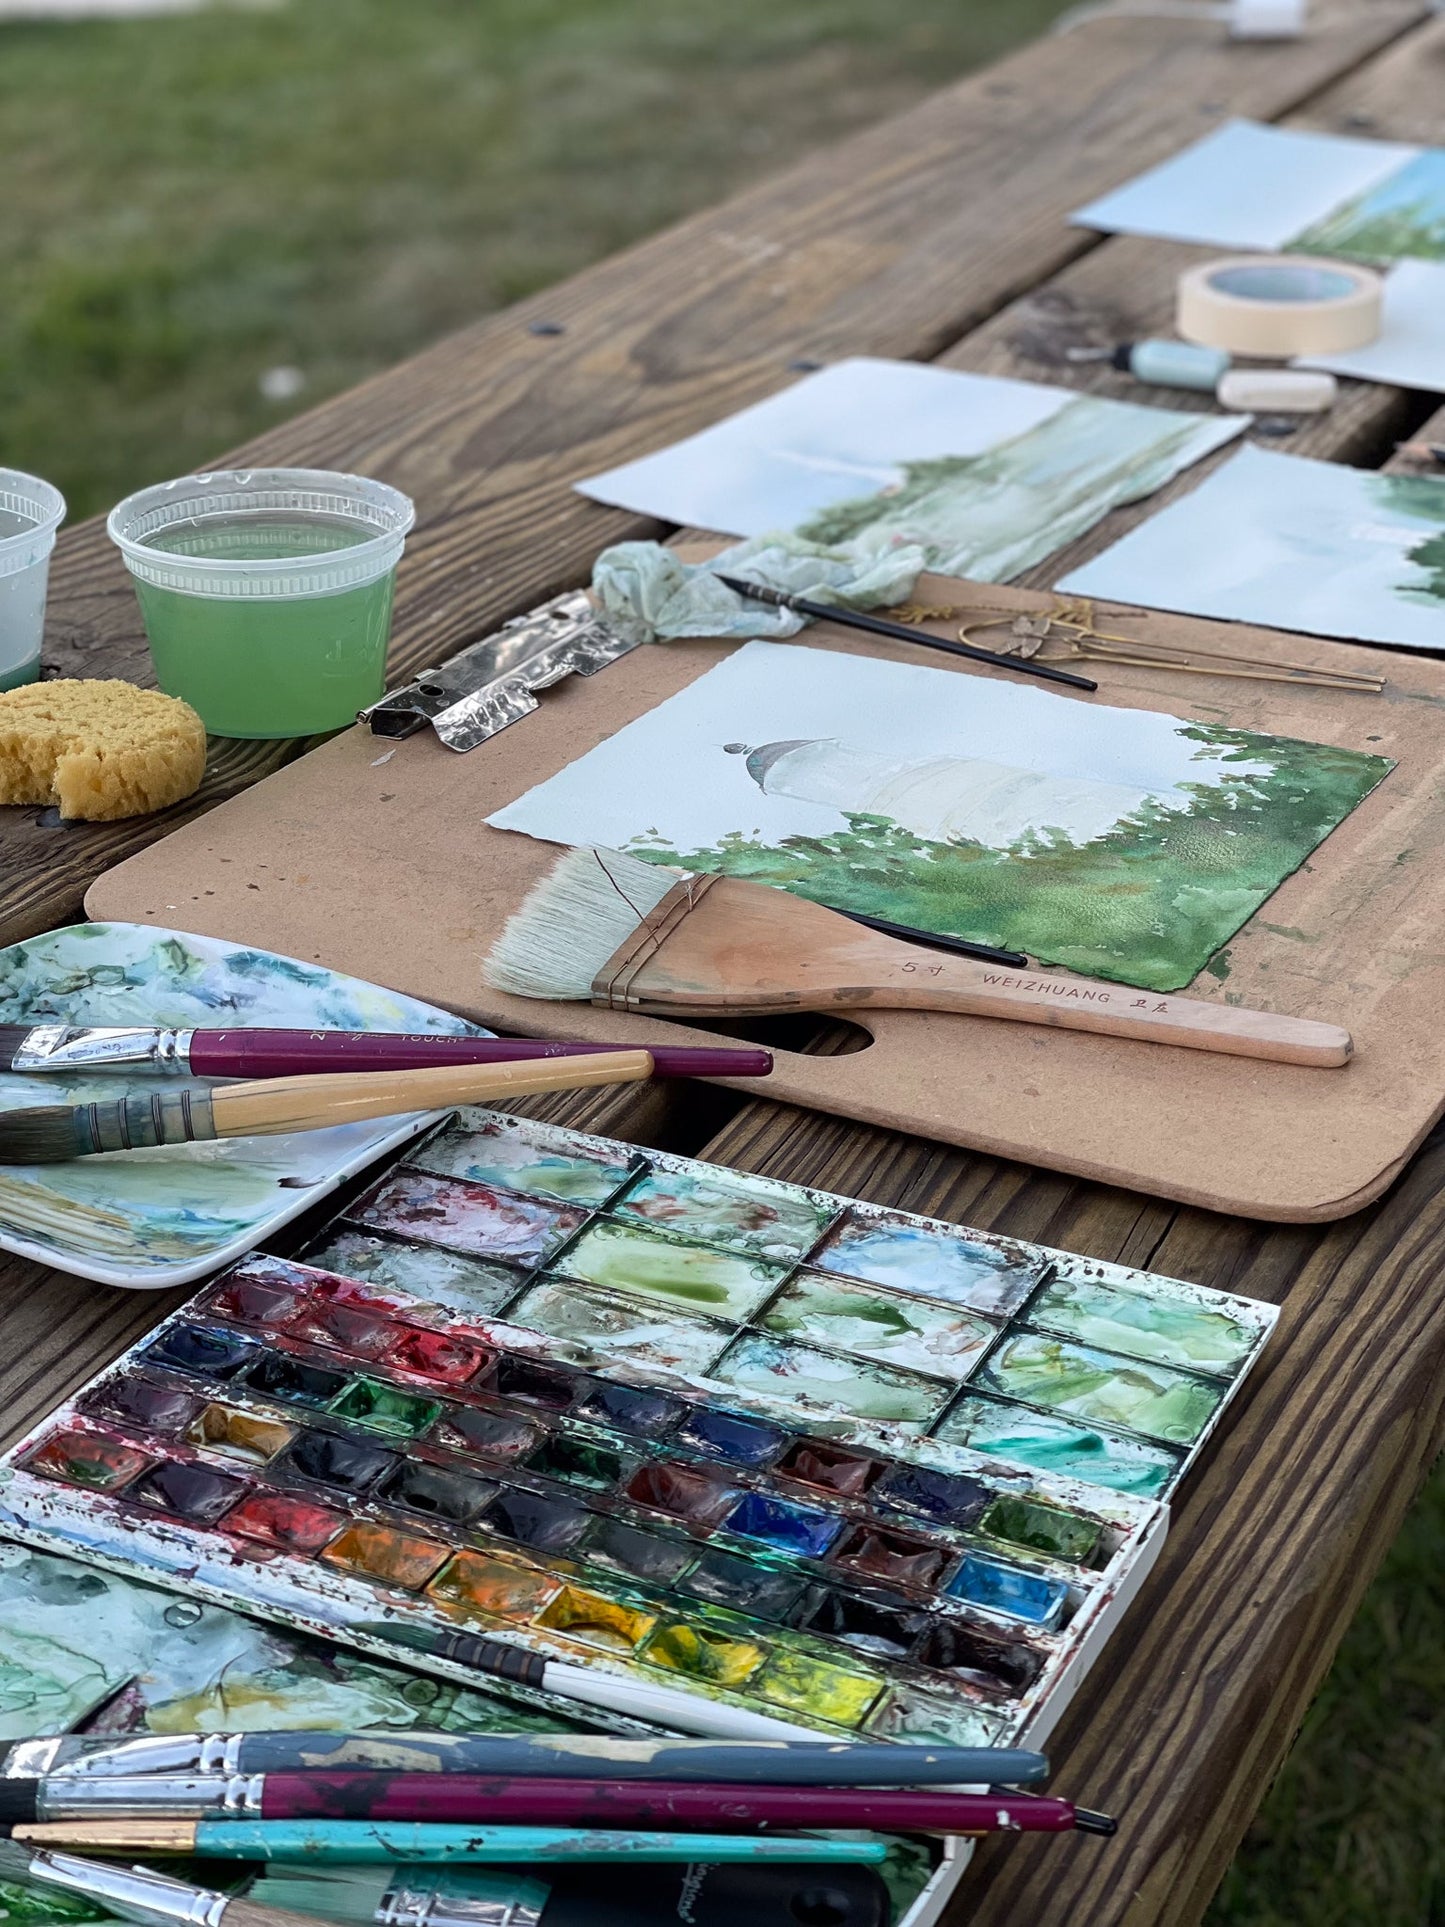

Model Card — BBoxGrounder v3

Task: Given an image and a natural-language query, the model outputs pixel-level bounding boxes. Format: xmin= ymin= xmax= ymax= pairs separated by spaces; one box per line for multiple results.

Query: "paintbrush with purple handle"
xmin=0 ymin=1027 xmax=771 ymax=1082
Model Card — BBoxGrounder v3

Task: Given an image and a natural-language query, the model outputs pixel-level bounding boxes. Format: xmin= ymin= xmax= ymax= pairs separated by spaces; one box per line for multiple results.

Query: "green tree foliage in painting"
xmin=1369 ymin=472 xmax=1445 ymax=606
xmin=1288 ymin=153 xmax=1445 ymax=264
xmin=793 ymin=395 xmax=1207 ymax=584
xmin=630 ymin=724 xmax=1392 ymax=992
xmin=1291 ymin=196 xmax=1445 ymax=263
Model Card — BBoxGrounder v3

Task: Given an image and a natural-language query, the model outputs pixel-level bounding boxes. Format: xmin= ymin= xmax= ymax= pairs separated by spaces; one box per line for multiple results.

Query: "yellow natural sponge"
xmin=0 ymin=679 xmax=207 ymax=822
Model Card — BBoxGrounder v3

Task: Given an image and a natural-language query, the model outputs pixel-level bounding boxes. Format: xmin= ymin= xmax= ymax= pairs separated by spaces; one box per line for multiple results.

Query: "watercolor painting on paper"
xmin=1060 ymin=446 xmax=1445 ymax=653
xmin=575 ymin=358 xmax=1245 ymax=578
xmin=489 ymin=639 xmax=1392 ymax=991
xmin=1073 ymin=119 xmax=1445 ymax=263
xmin=0 ymin=923 xmax=479 ymax=1289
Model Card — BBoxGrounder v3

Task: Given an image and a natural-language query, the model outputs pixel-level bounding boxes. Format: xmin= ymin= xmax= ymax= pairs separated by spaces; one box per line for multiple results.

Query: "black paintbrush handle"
xmin=717 ymin=575 xmax=1098 ymax=693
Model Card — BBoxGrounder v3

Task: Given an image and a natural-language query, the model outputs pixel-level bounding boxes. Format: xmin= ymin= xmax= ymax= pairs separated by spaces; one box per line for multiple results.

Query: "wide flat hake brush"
xmin=485 ymin=847 xmax=1351 ymax=1068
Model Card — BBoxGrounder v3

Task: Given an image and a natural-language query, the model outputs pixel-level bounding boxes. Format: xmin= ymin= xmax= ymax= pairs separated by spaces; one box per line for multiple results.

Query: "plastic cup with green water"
xmin=107 ymin=468 xmax=416 ymax=738
xmin=0 ymin=468 xmax=66 ymax=692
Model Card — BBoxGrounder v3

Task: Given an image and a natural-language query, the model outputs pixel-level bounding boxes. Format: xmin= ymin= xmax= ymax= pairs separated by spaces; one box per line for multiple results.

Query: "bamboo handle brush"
xmin=485 ymin=848 xmax=1351 ymax=1069
xmin=0 ymin=1051 xmax=654 ymax=1164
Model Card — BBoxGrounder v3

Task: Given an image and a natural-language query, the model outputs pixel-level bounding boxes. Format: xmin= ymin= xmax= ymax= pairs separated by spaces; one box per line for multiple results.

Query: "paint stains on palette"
xmin=355 ymin=1171 xmax=587 ymax=1269
xmin=761 ymin=1273 xmax=997 ymax=1380
xmin=974 ymin=1335 xmax=1224 ymax=1447
xmin=306 ymin=1112 xmax=1271 ymax=1490
xmin=413 ymin=1113 xmax=638 ymax=1208
xmin=811 ymin=1216 xmax=1041 ymax=1317
xmin=0 ymin=1543 xmax=592 ymax=1745
xmin=610 ymin=1169 xmax=834 ymax=1264
xmin=0 ymin=1112 xmax=1276 ymax=1752
xmin=6 ymin=1257 xmax=1172 ymax=1751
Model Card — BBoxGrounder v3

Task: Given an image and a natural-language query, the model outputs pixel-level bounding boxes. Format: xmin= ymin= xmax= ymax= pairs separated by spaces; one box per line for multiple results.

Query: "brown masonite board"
xmin=87 ymin=576 xmax=1445 ymax=1223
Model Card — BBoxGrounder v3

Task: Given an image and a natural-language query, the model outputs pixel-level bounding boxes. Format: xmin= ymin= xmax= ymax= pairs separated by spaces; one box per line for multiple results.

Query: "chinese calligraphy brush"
xmin=484 ymin=846 xmax=1352 ymax=1068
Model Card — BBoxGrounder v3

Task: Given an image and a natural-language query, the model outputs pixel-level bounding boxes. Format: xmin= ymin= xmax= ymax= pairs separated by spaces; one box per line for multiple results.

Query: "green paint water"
xmin=135 ymin=514 xmax=396 ymax=738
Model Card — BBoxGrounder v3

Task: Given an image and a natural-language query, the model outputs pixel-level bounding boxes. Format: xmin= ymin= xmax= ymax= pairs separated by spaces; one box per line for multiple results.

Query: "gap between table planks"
xmin=0 ymin=0 xmax=1422 ymax=946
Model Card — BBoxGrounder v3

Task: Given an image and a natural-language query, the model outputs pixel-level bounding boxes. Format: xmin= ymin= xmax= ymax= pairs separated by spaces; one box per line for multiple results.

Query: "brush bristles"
xmin=0 ymin=1104 xmax=90 ymax=1166
xmin=484 ymin=846 xmax=689 ymax=1001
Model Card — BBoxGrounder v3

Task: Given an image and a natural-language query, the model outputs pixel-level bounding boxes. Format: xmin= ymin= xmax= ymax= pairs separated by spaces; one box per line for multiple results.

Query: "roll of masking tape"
xmin=1177 ymin=255 xmax=1383 ymax=356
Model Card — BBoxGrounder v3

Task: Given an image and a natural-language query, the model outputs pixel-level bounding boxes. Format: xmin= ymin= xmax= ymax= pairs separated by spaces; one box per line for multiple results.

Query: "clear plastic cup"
xmin=0 ymin=468 xmax=67 ymax=692
xmin=107 ymin=468 xmax=416 ymax=738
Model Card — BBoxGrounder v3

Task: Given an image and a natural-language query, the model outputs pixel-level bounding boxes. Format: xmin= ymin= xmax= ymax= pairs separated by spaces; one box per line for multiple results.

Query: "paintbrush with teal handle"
xmin=11 ymin=1820 xmax=884 ymax=1865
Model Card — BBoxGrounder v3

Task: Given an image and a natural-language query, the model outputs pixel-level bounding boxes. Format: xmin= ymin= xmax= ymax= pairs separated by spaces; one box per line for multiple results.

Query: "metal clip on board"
xmin=360 ymin=590 xmax=642 ymax=752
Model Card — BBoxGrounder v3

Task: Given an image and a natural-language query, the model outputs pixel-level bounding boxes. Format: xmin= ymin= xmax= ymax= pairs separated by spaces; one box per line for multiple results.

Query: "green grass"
xmin=0 ymin=0 xmax=1071 ymax=520
xmin=1206 ymin=1457 xmax=1444 ymax=1927
xmin=1 ymin=4 xmax=1441 ymax=1919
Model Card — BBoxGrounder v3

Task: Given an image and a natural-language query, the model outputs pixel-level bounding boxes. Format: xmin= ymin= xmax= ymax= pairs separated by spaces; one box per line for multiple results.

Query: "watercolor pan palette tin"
xmin=0 ymin=1250 xmax=1163 ymax=1755
xmin=310 ymin=1110 xmax=1276 ymax=1503
xmin=0 ymin=1111 xmax=1274 ymax=1764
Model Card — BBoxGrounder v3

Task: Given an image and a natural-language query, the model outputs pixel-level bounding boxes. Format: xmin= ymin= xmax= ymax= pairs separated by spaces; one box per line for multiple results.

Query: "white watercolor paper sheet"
xmin=1072 ymin=120 xmax=1445 ymax=264
xmin=1295 ymin=260 xmax=1445 ymax=394
xmin=488 ymin=638 xmax=1392 ymax=991
xmin=575 ymin=358 xmax=1244 ymax=580
xmin=1058 ymin=445 xmax=1445 ymax=652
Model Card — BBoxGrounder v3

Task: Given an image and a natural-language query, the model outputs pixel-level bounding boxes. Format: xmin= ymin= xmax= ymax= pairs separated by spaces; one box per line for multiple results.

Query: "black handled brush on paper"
xmin=715 ymin=574 xmax=1098 ymax=691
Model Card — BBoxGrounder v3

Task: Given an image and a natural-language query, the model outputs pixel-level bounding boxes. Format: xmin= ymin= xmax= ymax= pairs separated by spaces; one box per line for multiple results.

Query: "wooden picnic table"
xmin=4 ymin=3 xmax=1445 ymax=1919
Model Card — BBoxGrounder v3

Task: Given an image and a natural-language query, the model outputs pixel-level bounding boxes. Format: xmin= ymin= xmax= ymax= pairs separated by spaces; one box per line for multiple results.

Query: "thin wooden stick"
xmin=210 ymin=1052 xmax=654 ymax=1138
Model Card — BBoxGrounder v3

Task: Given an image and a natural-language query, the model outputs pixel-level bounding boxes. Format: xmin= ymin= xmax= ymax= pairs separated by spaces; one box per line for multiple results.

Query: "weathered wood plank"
xmin=0 ymin=0 xmax=1420 ymax=946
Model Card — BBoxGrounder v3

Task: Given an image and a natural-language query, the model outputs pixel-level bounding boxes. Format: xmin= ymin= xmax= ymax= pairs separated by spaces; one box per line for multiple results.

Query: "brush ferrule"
xmin=37 ymin=1773 xmax=260 ymax=1819
xmin=2 ymin=1740 xmax=73 ymax=1778
xmin=9 ymin=1028 xmax=193 ymax=1074
xmin=46 ymin=1736 xmax=238 ymax=1781
xmin=592 ymin=874 xmax=717 ymax=1010
xmin=19 ymin=1850 xmax=228 ymax=1927
xmin=75 ymin=1090 xmax=217 ymax=1155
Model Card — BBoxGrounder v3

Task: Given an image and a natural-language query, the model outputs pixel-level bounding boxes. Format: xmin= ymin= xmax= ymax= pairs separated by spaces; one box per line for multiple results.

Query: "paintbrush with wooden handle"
xmin=484 ymin=847 xmax=1351 ymax=1068
xmin=0 ymin=1051 xmax=653 ymax=1165
xmin=0 ymin=1835 xmax=321 ymax=1927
